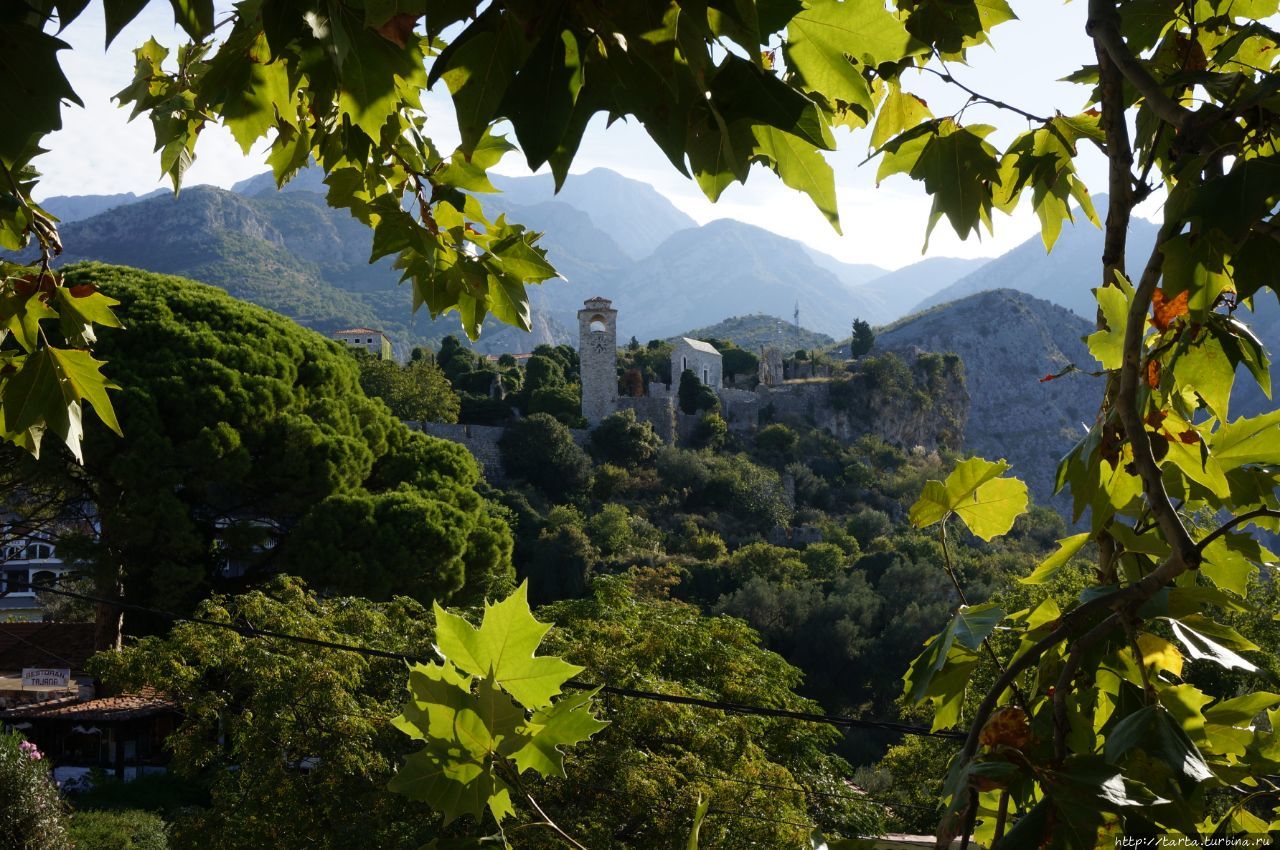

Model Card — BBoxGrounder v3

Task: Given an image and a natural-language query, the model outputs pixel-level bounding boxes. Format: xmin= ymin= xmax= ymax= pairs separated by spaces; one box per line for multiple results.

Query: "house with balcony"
xmin=0 ymin=538 xmax=74 ymax=622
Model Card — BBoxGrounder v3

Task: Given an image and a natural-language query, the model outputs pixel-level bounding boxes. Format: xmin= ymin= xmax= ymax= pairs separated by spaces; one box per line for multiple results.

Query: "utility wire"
xmin=16 ymin=580 xmax=964 ymax=740
xmin=644 ymin=763 xmax=940 ymax=813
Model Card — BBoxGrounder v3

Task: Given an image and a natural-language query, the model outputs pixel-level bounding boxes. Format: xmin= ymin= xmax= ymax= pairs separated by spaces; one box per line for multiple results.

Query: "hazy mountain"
xmin=682 ymin=314 xmax=835 ymax=351
xmin=21 ymin=186 xmax=568 ymax=356
xmin=490 ymin=168 xmax=697 ymax=259
xmin=915 ymin=199 xmax=1160 ymax=318
xmin=608 ymin=218 xmax=887 ymax=341
xmin=857 ymin=257 xmax=990 ymax=322
xmin=40 ymin=189 xmax=166 ymax=223
xmin=877 ymin=289 xmax=1098 ymax=508
xmin=804 ymin=249 xmax=886 ymax=289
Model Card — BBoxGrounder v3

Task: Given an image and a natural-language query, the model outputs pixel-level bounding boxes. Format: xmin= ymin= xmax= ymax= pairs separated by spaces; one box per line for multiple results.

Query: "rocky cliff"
xmin=762 ymin=351 xmax=969 ymax=452
xmin=877 ymin=289 xmax=1097 ymax=508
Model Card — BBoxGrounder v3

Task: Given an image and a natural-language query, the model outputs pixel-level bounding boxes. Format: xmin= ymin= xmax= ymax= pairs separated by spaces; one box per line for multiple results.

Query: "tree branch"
xmin=1115 ymin=220 xmax=1201 ymax=572
xmin=1196 ymin=508 xmax=1280 ymax=552
xmin=1086 ymin=0 xmax=1195 ymax=131
xmin=916 ymin=60 xmax=1050 ymax=124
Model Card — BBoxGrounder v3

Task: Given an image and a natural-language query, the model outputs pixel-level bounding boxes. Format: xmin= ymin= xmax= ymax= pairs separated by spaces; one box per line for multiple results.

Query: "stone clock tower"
xmin=578 ymin=296 xmax=618 ymax=426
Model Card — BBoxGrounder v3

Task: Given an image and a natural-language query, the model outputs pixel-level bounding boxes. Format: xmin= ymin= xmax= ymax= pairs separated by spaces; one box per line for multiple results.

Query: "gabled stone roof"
xmin=677 ymin=337 xmax=721 ymax=356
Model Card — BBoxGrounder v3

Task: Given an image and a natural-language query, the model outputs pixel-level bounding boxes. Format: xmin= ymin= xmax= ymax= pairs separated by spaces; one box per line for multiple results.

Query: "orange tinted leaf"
xmin=1146 ymin=358 xmax=1161 ymax=389
xmin=1151 ymin=289 xmax=1189 ymax=331
xmin=980 ymin=706 xmax=1032 ymax=750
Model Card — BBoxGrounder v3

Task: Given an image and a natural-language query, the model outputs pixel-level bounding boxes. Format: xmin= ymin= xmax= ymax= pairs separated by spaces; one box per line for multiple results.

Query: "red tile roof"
xmin=2 ymin=688 xmax=176 ymax=722
xmin=0 ymin=623 xmax=96 ymax=673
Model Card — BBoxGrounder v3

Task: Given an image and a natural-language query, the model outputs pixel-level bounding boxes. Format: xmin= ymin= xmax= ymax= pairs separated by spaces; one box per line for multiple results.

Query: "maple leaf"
xmin=433 ymin=582 xmax=583 ymax=710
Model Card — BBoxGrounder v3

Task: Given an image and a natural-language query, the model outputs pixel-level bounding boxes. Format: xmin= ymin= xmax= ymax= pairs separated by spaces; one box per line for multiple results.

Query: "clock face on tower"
xmin=591 ymin=331 xmax=607 ymax=353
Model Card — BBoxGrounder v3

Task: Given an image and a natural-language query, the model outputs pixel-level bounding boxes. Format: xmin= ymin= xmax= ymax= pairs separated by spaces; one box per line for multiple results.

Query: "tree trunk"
xmin=93 ymin=568 xmax=123 ymax=653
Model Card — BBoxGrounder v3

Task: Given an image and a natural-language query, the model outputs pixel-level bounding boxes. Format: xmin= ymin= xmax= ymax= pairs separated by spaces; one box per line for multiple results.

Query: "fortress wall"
xmin=415 ymin=423 xmax=508 ymax=481
xmin=618 ymin=396 xmax=677 ymax=444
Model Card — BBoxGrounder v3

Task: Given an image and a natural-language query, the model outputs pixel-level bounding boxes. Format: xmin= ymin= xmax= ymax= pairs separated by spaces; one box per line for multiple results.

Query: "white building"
xmin=333 ymin=328 xmax=392 ymax=359
xmin=0 ymin=539 xmax=73 ymax=622
xmin=672 ymin=337 xmax=723 ymax=388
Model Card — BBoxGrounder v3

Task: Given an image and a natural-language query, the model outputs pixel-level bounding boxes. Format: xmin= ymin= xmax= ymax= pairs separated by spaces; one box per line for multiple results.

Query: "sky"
xmin=40 ymin=2 xmax=1121 ymax=271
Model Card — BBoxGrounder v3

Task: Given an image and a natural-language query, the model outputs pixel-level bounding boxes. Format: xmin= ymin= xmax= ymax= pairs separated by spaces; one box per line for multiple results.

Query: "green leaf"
xmin=0 ymin=289 xmax=58 ymax=354
xmin=49 ymin=346 xmax=122 ymax=437
xmin=710 ymin=54 xmax=833 ymax=151
xmin=751 ymin=125 xmax=840 ymax=232
xmin=909 ymin=122 xmax=1001 ymax=245
xmin=1204 ymin=692 xmax=1280 ymax=727
xmin=389 ymin=746 xmax=515 ymax=826
xmin=1210 ymin=410 xmax=1280 ymax=470
xmin=787 ymin=0 xmax=916 ymax=109
xmin=104 ymin=0 xmax=151 ymax=46
xmin=952 ymin=476 xmax=1028 ymax=541
xmin=1172 ymin=331 xmax=1234 ymax=421
xmin=168 ymin=0 xmax=215 ymax=40
xmin=55 ymin=284 xmax=123 ymax=347
xmin=434 ymin=11 xmax=525 ymax=154
xmin=870 ymin=82 xmax=932 ymax=150
xmin=207 ymin=32 xmax=295 ymax=154
xmin=1104 ymin=705 xmax=1214 ymax=784
xmin=337 ymin=21 xmax=427 ymax=142
xmin=1168 ymin=617 xmax=1257 ymax=672
xmin=909 ymin=456 xmax=1028 ymax=541
xmin=433 ymin=582 xmax=583 ymax=710
xmin=512 ymin=688 xmax=609 ymax=778
xmin=0 ymin=20 xmax=82 ymax=164
xmin=1087 ymin=277 xmax=1134 ymax=370
xmin=950 ymin=603 xmax=1006 ymax=651
xmin=1021 ymin=532 xmax=1091 ymax=584
xmin=502 ymin=29 xmax=582 ymax=169
xmin=1200 ymin=533 xmax=1270 ymax=596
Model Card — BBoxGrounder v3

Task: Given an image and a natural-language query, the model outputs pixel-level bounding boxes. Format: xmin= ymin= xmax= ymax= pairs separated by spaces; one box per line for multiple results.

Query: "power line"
xmin=16 ymin=580 xmax=963 ymax=740
xmin=644 ymin=763 xmax=940 ymax=813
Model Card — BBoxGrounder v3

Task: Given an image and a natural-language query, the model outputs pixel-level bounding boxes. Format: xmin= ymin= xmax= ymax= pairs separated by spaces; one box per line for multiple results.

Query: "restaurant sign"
xmin=22 ymin=668 xmax=70 ymax=689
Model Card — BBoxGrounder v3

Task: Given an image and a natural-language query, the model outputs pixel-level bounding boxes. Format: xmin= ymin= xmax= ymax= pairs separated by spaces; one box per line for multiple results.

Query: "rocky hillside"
xmin=877 ymin=289 xmax=1098 ymax=509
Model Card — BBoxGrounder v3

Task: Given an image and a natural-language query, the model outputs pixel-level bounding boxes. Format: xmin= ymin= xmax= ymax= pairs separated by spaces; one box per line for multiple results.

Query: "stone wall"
xmin=716 ymin=387 xmax=760 ymax=432
xmin=617 ymin=396 xmax=677 ymax=444
xmin=416 ymin=423 xmax=508 ymax=481
xmin=415 ymin=421 xmax=590 ymax=483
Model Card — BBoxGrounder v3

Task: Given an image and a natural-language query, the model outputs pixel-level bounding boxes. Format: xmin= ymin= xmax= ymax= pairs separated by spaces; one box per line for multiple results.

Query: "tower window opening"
xmin=589 ymin=315 xmax=608 ymax=333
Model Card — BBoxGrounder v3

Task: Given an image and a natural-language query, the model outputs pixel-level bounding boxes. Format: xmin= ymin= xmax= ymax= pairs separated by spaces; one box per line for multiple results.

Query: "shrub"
xmin=68 ymin=810 xmax=169 ymax=850
xmin=588 ymin=410 xmax=662 ymax=468
xmin=756 ymin=423 xmax=799 ymax=463
xmin=692 ymin=412 xmax=728 ymax=449
xmin=677 ymin=369 xmax=719 ymax=415
xmin=499 ymin=413 xmax=593 ymax=501
xmin=0 ymin=731 xmax=71 ymax=850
